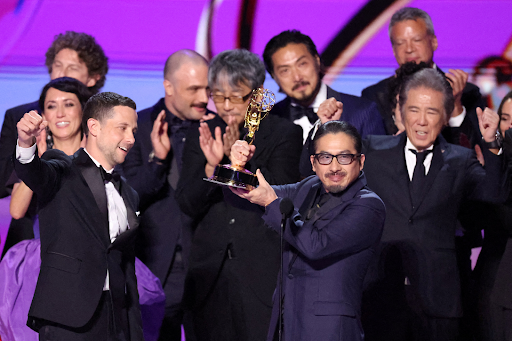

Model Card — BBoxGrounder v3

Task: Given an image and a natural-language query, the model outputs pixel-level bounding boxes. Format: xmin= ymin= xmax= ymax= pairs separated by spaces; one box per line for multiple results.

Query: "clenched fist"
xmin=17 ymin=110 xmax=48 ymax=148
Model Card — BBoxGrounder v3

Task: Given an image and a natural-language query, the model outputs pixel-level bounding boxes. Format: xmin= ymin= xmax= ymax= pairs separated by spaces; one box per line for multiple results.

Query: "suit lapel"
xmin=412 ymin=141 xmax=443 ymax=213
xmin=384 ymin=135 xmax=413 ymax=208
xmin=74 ymin=149 xmax=110 ymax=247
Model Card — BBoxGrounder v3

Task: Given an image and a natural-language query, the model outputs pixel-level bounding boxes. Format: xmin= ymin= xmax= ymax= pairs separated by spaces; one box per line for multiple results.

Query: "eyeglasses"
xmin=210 ymin=91 xmax=252 ymax=104
xmin=313 ymin=153 xmax=361 ymax=165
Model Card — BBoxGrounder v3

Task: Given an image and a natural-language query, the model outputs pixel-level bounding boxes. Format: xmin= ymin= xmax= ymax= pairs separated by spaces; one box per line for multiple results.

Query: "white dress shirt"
xmin=404 ymin=138 xmax=435 ymax=181
xmin=16 ymin=142 xmax=129 ymax=290
xmin=291 ymin=82 xmax=327 ymax=143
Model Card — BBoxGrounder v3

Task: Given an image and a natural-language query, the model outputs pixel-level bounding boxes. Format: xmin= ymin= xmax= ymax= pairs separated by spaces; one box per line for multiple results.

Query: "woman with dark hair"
xmin=0 ymin=78 xmax=165 ymax=341
xmin=9 ymin=77 xmax=90 ymax=221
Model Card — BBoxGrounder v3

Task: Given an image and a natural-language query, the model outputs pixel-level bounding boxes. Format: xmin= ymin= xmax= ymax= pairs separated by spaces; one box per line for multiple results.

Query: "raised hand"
xmin=199 ymin=122 xmax=224 ymax=177
xmin=17 ymin=110 xmax=48 ymax=148
xmin=445 ymin=69 xmax=468 ymax=118
xmin=477 ymin=107 xmax=500 ymax=143
xmin=223 ymin=115 xmax=240 ymax=157
xmin=317 ymin=97 xmax=343 ymax=124
xmin=230 ymin=169 xmax=277 ymax=206
xmin=230 ymin=140 xmax=256 ymax=168
xmin=150 ymin=110 xmax=171 ymax=160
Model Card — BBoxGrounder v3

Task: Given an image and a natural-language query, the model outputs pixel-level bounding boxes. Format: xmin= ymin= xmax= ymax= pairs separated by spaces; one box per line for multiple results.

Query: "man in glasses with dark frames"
xmin=121 ymin=49 xmax=214 ymax=341
xmin=175 ymin=49 xmax=303 ymax=341
xmin=228 ymin=120 xmax=385 ymax=341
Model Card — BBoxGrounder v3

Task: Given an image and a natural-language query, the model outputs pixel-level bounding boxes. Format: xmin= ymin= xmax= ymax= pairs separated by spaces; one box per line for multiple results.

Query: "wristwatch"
xmin=148 ymin=150 xmax=166 ymax=164
xmin=482 ymin=130 xmax=503 ymax=149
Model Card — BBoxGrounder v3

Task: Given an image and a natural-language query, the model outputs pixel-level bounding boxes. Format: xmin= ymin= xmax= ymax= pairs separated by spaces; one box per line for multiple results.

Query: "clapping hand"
xmin=150 ymin=110 xmax=171 ymax=160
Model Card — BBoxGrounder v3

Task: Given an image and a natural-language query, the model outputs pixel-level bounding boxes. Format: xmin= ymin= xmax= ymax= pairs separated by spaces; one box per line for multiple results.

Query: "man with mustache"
xmin=262 ymin=30 xmax=386 ymax=177
xmin=15 ymin=92 xmax=142 ymax=340
xmin=121 ymin=49 xmax=213 ymax=341
xmin=228 ymin=120 xmax=386 ymax=341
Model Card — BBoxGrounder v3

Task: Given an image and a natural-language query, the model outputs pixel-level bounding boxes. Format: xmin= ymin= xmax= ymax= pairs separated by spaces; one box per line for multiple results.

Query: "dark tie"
xmin=409 ymin=149 xmax=431 ymax=204
xmin=306 ymin=192 xmax=330 ymax=221
xmin=290 ymin=105 xmax=317 ymax=124
xmin=99 ymin=166 xmax=121 ymax=191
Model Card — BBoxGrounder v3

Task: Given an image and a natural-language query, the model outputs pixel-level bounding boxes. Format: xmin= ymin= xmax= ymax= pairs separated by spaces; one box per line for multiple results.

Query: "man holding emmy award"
xmin=229 ymin=120 xmax=386 ymax=341
xmin=175 ymin=49 xmax=303 ymax=341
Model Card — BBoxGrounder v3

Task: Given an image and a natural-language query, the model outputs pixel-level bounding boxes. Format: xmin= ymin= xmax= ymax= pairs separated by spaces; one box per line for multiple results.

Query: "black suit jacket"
xmin=271 ymin=85 xmax=386 ymax=139
xmin=175 ymin=114 xmax=302 ymax=337
xmin=0 ymin=101 xmax=39 ymax=198
xmin=362 ymin=133 xmax=504 ymax=317
xmin=14 ymin=148 xmax=143 ymax=340
xmin=361 ymin=68 xmax=486 ymax=146
xmin=121 ymin=98 xmax=207 ymax=283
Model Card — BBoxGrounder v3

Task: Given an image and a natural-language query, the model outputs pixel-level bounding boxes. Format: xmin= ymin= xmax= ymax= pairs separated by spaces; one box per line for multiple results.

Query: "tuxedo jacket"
xmin=175 ymin=115 xmax=302 ymax=333
xmin=14 ymin=148 xmax=143 ymax=340
xmin=261 ymin=173 xmax=385 ymax=341
xmin=362 ymin=133 xmax=504 ymax=318
xmin=271 ymin=85 xmax=386 ymax=139
xmin=121 ymin=98 xmax=206 ymax=283
xmin=0 ymin=101 xmax=39 ymax=198
xmin=361 ymin=68 xmax=486 ymax=145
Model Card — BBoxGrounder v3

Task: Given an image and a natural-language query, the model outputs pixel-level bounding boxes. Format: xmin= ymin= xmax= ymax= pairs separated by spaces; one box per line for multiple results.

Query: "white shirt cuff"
xmin=16 ymin=140 xmax=36 ymax=164
xmin=448 ymin=106 xmax=466 ymax=127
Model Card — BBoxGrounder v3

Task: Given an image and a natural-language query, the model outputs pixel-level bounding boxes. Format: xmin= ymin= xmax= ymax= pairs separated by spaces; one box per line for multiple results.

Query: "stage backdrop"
xmin=1 ymin=0 xmax=512 ymax=253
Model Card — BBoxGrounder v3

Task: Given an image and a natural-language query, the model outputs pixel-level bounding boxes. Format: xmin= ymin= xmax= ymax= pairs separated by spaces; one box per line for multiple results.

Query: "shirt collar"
xmin=405 ymin=137 xmax=435 ymax=153
xmin=84 ymin=148 xmax=113 ymax=173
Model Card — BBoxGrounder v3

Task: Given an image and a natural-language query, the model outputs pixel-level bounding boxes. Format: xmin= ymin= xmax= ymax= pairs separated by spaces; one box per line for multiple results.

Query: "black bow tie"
xmin=100 ymin=166 xmax=121 ymax=188
xmin=290 ymin=105 xmax=317 ymax=125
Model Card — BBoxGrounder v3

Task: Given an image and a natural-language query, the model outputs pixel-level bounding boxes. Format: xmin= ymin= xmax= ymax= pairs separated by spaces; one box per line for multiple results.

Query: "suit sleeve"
xmin=175 ymin=121 xmax=226 ymax=218
xmin=13 ymin=149 xmax=70 ymax=203
xmin=464 ymin=146 xmax=506 ymax=203
xmin=263 ymin=192 xmax=385 ymax=261
xmin=0 ymin=109 xmax=19 ymax=198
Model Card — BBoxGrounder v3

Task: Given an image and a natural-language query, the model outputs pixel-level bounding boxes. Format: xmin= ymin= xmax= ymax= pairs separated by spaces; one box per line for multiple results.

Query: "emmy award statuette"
xmin=203 ymin=87 xmax=276 ymax=190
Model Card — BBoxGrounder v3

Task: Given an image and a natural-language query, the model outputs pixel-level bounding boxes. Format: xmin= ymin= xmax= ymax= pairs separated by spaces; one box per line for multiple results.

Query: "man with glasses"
xmin=175 ymin=49 xmax=302 ymax=341
xmin=228 ymin=120 xmax=385 ymax=341
xmin=121 ymin=49 xmax=212 ymax=341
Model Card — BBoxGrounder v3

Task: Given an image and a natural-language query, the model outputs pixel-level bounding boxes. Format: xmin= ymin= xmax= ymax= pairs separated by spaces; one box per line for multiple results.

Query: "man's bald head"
xmin=163 ymin=49 xmax=210 ymax=121
xmin=164 ymin=49 xmax=208 ymax=81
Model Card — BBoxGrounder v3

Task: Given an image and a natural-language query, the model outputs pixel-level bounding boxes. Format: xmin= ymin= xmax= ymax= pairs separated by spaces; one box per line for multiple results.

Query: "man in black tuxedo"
xmin=262 ymin=30 xmax=386 ymax=177
xmin=360 ymin=68 xmax=503 ymax=341
xmin=121 ymin=49 xmax=212 ymax=341
xmin=0 ymin=31 xmax=108 ymax=258
xmin=176 ymin=49 xmax=303 ymax=340
xmin=14 ymin=92 xmax=142 ymax=340
xmin=361 ymin=7 xmax=485 ymax=144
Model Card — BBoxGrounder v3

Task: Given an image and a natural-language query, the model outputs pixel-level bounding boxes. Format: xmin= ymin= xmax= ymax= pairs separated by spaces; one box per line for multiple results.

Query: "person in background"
xmin=121 ymin=49 xmax=213 ymax=341
xmin=176 ymin=49 xmax=303 ymax=341
xmin=0 ymin=31 xmax=108 ymax=258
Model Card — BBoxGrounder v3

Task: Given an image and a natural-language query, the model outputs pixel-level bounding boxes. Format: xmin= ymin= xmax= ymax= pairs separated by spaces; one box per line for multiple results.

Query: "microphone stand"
xmin=278 ymin=211 xmax=285 ymax=341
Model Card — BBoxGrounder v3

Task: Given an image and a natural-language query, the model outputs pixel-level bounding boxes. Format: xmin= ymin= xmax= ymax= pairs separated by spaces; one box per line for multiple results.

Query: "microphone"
xmin=279 ymin=197 xmax=294 ymax=218
xmin=278 ymin=197 xmax=293 ymax=341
